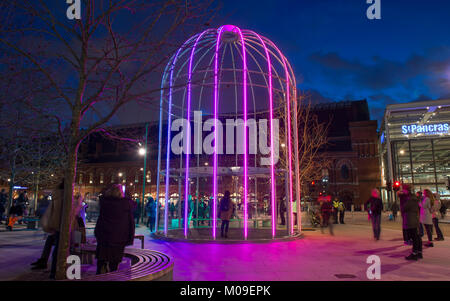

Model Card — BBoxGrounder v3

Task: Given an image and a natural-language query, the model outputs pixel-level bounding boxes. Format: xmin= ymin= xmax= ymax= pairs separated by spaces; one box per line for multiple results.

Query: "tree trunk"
xmin=55 ymin=126 xmax=80 ymax=280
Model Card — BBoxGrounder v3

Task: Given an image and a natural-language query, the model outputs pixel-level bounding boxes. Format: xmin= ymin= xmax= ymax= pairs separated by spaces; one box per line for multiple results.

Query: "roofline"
xmin=385 ymin=99 xmax=450 ymax=113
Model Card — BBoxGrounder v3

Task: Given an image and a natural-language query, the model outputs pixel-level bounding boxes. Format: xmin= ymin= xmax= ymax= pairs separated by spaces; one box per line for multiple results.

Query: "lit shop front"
xmin=380 ymin=99 xmax=450 ymax=204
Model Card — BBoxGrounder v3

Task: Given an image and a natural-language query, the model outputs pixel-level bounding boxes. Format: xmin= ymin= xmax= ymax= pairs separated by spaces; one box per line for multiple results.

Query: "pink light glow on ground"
xmin=3 ymin=213 xmax=450 ymax=281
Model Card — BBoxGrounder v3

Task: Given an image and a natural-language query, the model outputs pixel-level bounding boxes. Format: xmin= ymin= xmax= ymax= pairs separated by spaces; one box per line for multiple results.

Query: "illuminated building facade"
xmin=380 ymin=99 xmax=450 ymax=205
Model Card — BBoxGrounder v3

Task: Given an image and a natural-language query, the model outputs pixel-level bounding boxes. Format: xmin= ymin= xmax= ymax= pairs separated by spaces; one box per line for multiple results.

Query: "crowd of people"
xmin=1 ymin=180 xmax=447 ymax=279
xmin=29 ymin=183 xmax=135 ymax=278
xmin=1 ymin=189 xmax=32 ymax=230
xmin=304 ymin=196 xmax=346 ymax=235
xmin=364 ymin=185 xmax=446 ymax=261
xmin=305 ymin=185 xmax=447 ymax=262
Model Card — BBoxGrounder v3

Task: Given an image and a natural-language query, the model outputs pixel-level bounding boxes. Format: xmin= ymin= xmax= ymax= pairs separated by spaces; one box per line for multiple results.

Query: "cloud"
xmin=308 ymin=47 xmax=450 ymax=95
xmin=301 ymin=89 xmax=334 ymax=104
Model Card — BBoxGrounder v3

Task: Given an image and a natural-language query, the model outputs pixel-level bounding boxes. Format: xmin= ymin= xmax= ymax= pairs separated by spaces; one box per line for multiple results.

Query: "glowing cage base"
xmin=154 ymin=25 xmax=301 ymax=241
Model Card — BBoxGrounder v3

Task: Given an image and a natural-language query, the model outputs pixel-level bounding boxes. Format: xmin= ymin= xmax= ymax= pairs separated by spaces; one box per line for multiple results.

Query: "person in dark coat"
xmin=198 ymin=199 xmax=206 ymax=225
xmin=134 ymin=199 xmax=141 ymax=225
xmin=219 ymin=191 xmax=233 ymax=238
xmin=399 ymin=184 xmax=422 ymax=260
xmin=208 ymin=197 xmax=214 ymax=226
xmin=95 ymin=184 xmax=136 ymax=274
xmin=31 ymin=182 xmax=82 ymax=278
xmin=279 ymin=196 xmax=286 ymax=225
xmin=365 ymin=189 xmax=383 ymax=240
xmin=391 ymin=202 xmax=399 ymax=221
xmin=320 ymin=198 xmax=334 ymax=235
xmin=145 ymin=197 xmax=156 ymax=231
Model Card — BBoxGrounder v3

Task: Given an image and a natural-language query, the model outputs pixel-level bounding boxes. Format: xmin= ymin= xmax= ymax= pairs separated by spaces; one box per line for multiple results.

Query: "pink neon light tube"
xmin=261 ymin=37 xmax=294 ymax=234
xmin=184 ymin=30 xmax=209 ymax=238
xmin=234 ymin=26 xmax=249 ymax=240
xmin=213 ymin=27 xmax=226 ymax=240
xmin=280 ymin=55 xmax=294 ymax=235
xmin=164 ymin=36 xmax=196 ymax=235
xmin=251 ymin=31 xmax=276 ymax=238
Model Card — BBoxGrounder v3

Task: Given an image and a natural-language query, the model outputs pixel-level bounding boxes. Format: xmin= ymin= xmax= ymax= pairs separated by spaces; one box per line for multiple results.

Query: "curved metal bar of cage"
xmin=159 ymin=34 xmax=216 ymax=234
xmin=244 ymin=32 xmax=296 ymax=234
xmin=231 ymin=39 xmax=276 ymax=236
xmin=248 ymin=31 xmax=277 ymax=238
xmin=184 ymin=29 xmax=211 ymax=238
xmin=155 ymin=52 xmax=176 ymax=232
xmin=233 ymin=26 xmax=249 ymax=240
xmin=262 ymin=36 xmax=297 ymax=234
xmin=162 ymin=34 xmax=200 ymax=235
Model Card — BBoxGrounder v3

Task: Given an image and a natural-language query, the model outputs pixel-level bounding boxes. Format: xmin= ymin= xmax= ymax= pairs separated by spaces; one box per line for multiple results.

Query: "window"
xmin=341 ymin=165 xmax=350 ymax=180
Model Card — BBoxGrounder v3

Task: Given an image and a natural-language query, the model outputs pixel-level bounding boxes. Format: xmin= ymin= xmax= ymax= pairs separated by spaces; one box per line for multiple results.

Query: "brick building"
xmin=312 ymin=100 xmax=380 ymax=208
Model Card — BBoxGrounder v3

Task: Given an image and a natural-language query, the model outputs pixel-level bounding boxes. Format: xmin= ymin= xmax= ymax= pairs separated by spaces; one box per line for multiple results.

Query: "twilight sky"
xmin=212 ymin=0 xmax=450 ymax=121
xmin=6 ymin=1 xmax=448 ymax=126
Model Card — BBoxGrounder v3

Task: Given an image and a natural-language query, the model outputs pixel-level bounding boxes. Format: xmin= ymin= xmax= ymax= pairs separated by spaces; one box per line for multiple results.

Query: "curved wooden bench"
xmin=77 ymin=245 xmax=173 ymax=281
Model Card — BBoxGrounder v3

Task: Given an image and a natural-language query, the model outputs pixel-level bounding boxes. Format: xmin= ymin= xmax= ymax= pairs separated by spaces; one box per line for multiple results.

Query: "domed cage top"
xmin=153 ymin=25 xmax=301 ymax=240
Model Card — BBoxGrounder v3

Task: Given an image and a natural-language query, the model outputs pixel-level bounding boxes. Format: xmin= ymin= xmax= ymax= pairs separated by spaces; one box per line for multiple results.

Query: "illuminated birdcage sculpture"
xmin=154 ymin=25 xmax=301 ymax=240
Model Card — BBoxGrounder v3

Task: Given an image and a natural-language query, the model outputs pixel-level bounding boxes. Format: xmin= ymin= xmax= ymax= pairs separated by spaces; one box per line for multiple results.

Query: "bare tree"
xmin=0 ymin=0 xmax=216 ymax=279
xmin=0 ymin=58 xmax=65 ymax=213
xmin=276 ymin=91 xmax=331 ymax=196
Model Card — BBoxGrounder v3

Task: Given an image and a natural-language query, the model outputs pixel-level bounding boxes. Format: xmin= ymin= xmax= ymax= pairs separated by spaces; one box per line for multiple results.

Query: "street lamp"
xmin=138 ymin=147 xmax=146 ymax=156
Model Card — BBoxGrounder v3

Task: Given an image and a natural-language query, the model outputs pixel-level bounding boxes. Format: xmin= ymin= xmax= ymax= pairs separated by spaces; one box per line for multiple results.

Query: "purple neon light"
xmin=213 ymin=27 xmax=226 ymax=240
xmin=260 ymin=37 xmax=295 ymax=234
xmin=252 ymin=31 xmax=276 ymax=238
xmin=275 ymin=46 xmax=294 ymax=235
xmin=164 ymin=36 xmax=197 ymax=235
xmin=184 ymin=30 xmax=209 ymax=238
xmin=164 ymin=26 xmax=296 ymax=239
xmin=234 ymin=26 xmax=249 ymax=240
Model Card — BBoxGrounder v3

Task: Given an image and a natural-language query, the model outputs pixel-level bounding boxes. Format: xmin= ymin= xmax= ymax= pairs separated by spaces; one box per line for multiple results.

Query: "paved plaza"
xmin=1 ymin=212 xmax=449 ymax=281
